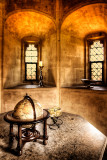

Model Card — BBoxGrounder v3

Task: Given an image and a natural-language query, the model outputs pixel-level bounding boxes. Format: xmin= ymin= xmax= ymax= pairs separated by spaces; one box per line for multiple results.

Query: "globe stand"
xmin=21 ymin=127 xmax=40 ymax=142
xmin=4 ymin=110 xmax=49 ymax=156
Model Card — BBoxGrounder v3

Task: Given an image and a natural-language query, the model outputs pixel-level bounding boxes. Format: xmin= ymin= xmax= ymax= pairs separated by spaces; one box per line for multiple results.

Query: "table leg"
xmin=9 ymin=124 xmax=14 ymax=148
xmin=16 ymin=124 xmax=22 ymax=156
xmin=43 ymin=119 xmax=48 ymax=145
xmin=33 ymin=124 xmax=37 ymax=142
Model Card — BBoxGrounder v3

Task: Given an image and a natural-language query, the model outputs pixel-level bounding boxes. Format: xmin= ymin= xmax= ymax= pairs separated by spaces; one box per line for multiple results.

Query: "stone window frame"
xmin=84 ymin=32 xmax=107 ymax=85
xmin=21 ymin=37 xmax=41 ymax=83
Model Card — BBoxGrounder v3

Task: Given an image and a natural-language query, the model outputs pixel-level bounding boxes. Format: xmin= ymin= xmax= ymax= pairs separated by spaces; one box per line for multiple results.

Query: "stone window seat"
xmin=4 ymin=84 xmax=56 ymax=89
xmin=63 ymin=85 xmax=107 ymax=91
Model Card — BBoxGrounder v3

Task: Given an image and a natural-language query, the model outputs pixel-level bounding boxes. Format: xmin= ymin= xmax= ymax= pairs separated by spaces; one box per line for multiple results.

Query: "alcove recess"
xmin=61 ymin=3 xmax=107 ymax=88
xmin=60 ymin=3 xmax=107 ymax=136
xmin=3 ymin=11 xmax=56 ymax=89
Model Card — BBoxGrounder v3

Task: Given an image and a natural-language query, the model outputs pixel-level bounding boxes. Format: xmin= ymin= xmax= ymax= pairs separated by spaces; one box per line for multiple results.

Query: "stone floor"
xmin=0 ymin=112 xmax=106 ymax=160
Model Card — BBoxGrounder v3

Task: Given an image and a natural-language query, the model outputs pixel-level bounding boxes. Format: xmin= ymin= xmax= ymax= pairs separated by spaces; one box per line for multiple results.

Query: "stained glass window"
xmin=89 ymin=40 xmax=104 ymax=81
xmin=25 ymin=44 xmax=38 ymax=80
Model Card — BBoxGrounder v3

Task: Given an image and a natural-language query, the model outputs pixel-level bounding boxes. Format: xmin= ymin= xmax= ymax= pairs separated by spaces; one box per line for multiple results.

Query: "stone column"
xmin=56 ymin=0 xmax=62 ymax=107
xmin=0 ymin=1 xmax=5 ymax=113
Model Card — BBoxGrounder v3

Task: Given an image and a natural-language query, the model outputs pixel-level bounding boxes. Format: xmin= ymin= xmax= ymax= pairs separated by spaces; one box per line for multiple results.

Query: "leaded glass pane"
xmin=31 ymin=51 xmax=37 ymax=56
xmin=27 ymin=76 xmax=31 ymax=80
xmin=25 ymin=43 xmax=38 ymax=80
xmin=26 ymin=51 xmax=37 ymax=56
xmin=25 ymin=57 xmax=31 ymax=62
xmin=25 ymin=45 xmax=38 ymax=63
xmin=26 ymin=44 xmax=37 ymax=51
xmin=89 ymin=40 xmax=104 ymax=62
xmin=91 ymin=62 xmax=102 ymax=81
xmin=27 ymin=64 xmax=36 ymax=69
xmin=26 ymin=64 xmax=36 ymax=80
xmin=25 ymin=57 xmax=38 ymax=63
xmin=89 ymin=40 xmax=104 ymax=81
xmin=32 ymin=57 xmax=37 ymax=63
xmin=25 ymin=51 xmax=31 ymax=56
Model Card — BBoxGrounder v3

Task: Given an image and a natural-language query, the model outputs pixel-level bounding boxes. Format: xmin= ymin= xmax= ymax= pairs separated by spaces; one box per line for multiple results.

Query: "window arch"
xmin=21 ymin=37 xmax=41 ymax=83
xmin=85 ymin=32 xmax=107 ymax=85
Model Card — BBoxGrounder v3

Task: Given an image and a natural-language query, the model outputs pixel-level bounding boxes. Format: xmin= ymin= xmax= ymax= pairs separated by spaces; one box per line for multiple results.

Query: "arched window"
xmin=21 ymin=37 xmax=41 ymax=83
xmin=25 ymin=43 xmax=38 ymax=80
xmin=89 ymin=40 xmax=104 ymax=82
xmin=85 ymin=32 xmax=107 ymax=85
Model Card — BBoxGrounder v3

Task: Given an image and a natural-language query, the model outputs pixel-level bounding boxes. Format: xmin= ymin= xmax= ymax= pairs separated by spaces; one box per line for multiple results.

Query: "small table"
xmin=4 ymin=109 xmax=50 ymax=156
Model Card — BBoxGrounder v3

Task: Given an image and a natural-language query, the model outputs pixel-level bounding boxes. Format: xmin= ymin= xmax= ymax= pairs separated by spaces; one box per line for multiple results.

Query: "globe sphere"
xmin=12 ymin=97 xmax=43 ymax=120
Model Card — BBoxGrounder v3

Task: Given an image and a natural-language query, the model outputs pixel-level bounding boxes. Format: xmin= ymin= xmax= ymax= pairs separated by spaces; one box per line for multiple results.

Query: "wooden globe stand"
xmin=4 ymin=95 xmax=50 ymax=156
xmin=4 ymin=109 xmax=49 ymax=156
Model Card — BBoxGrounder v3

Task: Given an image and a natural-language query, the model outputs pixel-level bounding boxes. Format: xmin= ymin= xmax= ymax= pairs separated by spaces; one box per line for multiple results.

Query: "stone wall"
xmin=61 ymin=88 xmax=107 ymax=136
xmin=0 ymin=1 xmax=5 ymax=113
xmin=3 ymin=87 xmax=58 ymax=113
xmin=42 ymin=33 xmax=57 ymax=86
xmin=3 ymin=29 xmax=21 ymax=88
xmin=60 ymin=33 xmax=84 ymax=87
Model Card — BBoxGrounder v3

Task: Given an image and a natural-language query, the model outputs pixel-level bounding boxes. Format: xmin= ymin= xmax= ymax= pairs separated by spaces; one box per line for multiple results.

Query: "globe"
xmin=12 ymin=96 xmax=43 ymax=120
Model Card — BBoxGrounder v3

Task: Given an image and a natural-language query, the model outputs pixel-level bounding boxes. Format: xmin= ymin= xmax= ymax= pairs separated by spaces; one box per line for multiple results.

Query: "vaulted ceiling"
xmin=5 ymin=3 xmax=107 ymax=39
xmin=61 ymin=3 xmax=107 ymax=38
xmin=5 ymin=11 xmax=56 ymax=39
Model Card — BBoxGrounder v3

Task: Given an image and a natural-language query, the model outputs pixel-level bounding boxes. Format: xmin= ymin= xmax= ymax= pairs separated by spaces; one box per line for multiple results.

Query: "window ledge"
xmin=4 ymin=84 xmax=56 ymax=89
xmin=62 ymin=85 xmax=107 ymax=91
